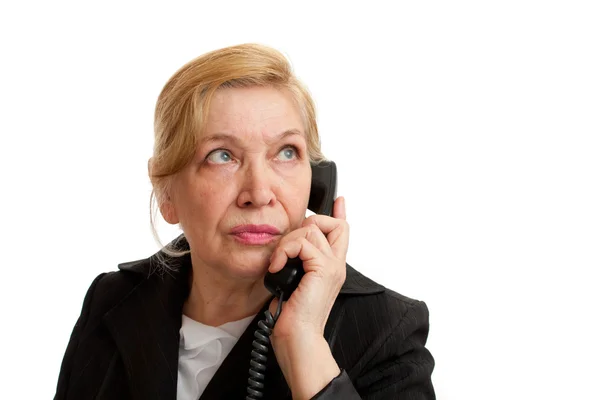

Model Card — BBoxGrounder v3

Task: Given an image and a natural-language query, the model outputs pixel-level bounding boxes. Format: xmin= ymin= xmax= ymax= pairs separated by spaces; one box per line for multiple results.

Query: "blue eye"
xmin=207 ymin=149 xmax=232 ymax=164
xmin=277 ymin=146 xmax=298 ymax=161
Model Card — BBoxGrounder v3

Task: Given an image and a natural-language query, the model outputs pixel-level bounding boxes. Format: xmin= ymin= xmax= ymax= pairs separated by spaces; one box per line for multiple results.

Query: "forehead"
xmin=202 ymin=86 xmax=305 ymax=140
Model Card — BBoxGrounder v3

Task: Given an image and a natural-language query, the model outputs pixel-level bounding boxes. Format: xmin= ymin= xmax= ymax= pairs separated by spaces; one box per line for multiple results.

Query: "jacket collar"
xmin=106 ymin=235 xmax=384 ymax=400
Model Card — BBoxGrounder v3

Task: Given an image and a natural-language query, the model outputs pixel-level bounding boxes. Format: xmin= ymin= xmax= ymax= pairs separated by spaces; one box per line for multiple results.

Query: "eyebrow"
xmin=198 ymin=128 xmax=304 ymax=147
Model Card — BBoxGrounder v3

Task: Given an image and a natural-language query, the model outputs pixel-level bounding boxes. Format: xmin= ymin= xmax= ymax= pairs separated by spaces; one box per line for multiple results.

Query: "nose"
xmin=236 ymin=161 xmax=277 ymax=209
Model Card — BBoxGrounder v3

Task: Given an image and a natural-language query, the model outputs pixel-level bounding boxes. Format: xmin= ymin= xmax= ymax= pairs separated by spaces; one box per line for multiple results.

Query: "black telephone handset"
xmin=263 ymin=160 xmax=338 ymax=300
xmin=246 ymin=161 xmax=337 ymax=400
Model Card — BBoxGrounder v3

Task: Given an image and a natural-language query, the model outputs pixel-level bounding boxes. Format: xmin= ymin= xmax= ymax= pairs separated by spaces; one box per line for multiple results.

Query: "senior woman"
xmin=54 ymin=44 xmax=435 ymax=400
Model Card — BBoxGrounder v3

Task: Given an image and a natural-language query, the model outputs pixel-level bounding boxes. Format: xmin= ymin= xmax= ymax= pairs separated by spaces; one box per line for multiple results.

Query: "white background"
xmin=1 ymin=1 xmax=598 ymax=399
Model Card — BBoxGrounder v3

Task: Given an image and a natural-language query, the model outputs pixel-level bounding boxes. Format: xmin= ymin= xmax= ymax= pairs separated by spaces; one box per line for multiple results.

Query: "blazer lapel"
xmin=103 ymin=256 xmax=191 ymax=400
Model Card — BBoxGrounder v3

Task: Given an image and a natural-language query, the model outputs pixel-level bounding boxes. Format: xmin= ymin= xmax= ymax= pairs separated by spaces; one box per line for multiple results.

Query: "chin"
xmin=225 ymin=252 xmax=270 ymax=280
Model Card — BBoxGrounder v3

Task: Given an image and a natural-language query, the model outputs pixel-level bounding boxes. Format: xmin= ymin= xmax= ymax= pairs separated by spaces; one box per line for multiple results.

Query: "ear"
xmin=159 ymin=197 xmax=179 ymax=225
xmin=149 ymin=157 xmax=179 ymax=225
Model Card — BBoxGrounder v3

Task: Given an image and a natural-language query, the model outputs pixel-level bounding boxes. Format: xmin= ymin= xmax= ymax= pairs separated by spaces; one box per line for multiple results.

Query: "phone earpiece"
xmin=308 ymin=161 xmax=337 ymax=217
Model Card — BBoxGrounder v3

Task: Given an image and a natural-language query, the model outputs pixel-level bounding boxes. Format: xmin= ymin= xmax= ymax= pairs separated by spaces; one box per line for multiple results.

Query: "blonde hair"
xmin=149 ymin=43 xmax=325 ymax=261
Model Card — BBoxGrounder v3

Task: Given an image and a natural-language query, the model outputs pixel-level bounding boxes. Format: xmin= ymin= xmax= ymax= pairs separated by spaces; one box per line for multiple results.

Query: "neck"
xmin=182 ymin=258 xmax=272 ymax=327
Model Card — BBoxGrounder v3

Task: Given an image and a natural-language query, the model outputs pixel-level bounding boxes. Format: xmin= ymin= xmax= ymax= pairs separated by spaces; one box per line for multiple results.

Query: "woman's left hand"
xmin=268 ymin=195 xmax=349 ymax=338
xmin=267 ymin=196 xmax=349 ymax=398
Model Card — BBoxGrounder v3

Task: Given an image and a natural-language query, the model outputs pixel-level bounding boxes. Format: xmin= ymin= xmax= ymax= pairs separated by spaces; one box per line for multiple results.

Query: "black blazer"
xmin=54 ymin=242 xmax=435 ymax=399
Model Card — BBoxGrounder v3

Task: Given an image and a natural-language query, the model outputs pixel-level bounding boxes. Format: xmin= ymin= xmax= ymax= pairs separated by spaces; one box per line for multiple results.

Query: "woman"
xmin=54 ymin=43 xmax=436 ymax=399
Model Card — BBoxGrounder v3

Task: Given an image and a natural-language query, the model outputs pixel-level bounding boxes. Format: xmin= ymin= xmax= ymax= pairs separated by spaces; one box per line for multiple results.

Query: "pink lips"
xmin=230 ymin=224 xmax=281 ymax=245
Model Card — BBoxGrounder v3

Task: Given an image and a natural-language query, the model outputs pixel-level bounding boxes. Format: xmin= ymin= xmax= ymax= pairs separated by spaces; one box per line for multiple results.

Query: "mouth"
xmin=230 ymin=224 xmax=281 ymax=245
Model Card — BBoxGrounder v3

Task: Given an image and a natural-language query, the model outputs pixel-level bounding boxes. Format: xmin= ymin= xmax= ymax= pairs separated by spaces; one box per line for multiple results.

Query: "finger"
xmin=268 ymin=237 xmax=323 ymax=273
xmin=301 ymin=214 xmax=342 ymax=236
xmin=302 ymin=215 xmax=349 ymax=260
xmin=332 ymin=196 xmax=346 ymax=220
xmin=278 ymin=224 xmax=332 ymax=256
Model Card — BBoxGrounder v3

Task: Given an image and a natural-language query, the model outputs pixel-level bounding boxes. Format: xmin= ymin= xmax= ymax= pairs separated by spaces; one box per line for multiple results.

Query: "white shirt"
xmin=177 ymin=314 xmax=256 ymax=400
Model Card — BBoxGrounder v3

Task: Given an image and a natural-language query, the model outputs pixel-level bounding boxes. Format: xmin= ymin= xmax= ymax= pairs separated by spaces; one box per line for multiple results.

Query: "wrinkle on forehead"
xmin=201 ymin=87 xmax=304 ymax=143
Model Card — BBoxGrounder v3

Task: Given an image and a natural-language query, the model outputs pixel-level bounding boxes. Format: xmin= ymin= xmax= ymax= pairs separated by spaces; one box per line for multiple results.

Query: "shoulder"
xmin=340 ymin=281 xmax=430 ymax=337
xmin=333 ymin=264 xmax=431 ymax=373
xmin=80 ymin=252 xmax=189 ymax=323
xmin=341 ymin=263 xmax=427 ymax=315
xmin=80 ymin=259 xmax=149 ymax=324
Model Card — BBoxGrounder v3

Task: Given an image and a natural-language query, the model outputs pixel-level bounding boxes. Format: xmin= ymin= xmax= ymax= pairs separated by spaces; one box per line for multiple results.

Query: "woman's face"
xmin=165 ymin=86 xmax=312 ymax=280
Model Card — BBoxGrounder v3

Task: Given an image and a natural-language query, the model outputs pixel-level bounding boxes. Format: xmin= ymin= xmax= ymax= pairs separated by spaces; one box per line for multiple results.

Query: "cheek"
xmin=177 ymin=179 xmax=229 ymax=225
xmin=284 ymin=172 xmax=311 ymax=224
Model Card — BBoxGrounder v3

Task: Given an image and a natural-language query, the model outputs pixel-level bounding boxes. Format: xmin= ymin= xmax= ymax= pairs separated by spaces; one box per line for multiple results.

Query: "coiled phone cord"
xmin=246 ymin=291 xmax=284 ymax=400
